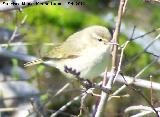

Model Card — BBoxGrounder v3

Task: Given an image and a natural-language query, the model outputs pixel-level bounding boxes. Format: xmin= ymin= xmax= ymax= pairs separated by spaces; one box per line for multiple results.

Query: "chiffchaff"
xmin=24 ymin=25 xmax=112 ymax=79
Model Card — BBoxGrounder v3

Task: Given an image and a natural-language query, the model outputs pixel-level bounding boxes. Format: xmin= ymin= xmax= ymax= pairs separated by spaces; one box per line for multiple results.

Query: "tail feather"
xmin=24 ymin=59 xmax=44 ymax=67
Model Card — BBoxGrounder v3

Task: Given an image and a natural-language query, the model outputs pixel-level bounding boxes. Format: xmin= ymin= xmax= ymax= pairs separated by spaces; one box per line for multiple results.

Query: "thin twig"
xmin=78 ymin=93 xmax=88 ymax=116
xmin=114 ymin=75 xmax=160 ymax=91
xmin=8 ymin=14 xmax=28 ymax=44
xmin=122 ymin=0 xmax=128 ymax=14
xmin=131 ymin=27 xmax=160 ymax=40
xmin=0 ymin=42 xmax=31 ymax=48
xmin=0 ymin=107 xmax=18 ymax=112
xmin=125 ymin=105 xmax=160 ymax=117
xmin=149 ymin=75 xmax=153 ymax=105
xmin=123 ymin=33 xmax=160 ymax=68
xmin=50 ymin=95 xmax=81 ymax=117
xmin=42 ymin=83 xmax=71 ymax=110
xmin=113 ymin=40 xmax=129 ymax=83
xmin=8 ymin=26 xmax=18 ymax=44
xmin=30 ymin=98 xmax=45 ymax=117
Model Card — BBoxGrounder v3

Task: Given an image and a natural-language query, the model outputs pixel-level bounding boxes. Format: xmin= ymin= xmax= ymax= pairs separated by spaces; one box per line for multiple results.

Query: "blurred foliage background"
xmin=0 ymin=0 xmax=160 ymax=117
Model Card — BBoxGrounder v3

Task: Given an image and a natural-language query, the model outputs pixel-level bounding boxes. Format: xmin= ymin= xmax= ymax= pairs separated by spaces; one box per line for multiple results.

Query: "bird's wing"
xmin=24 ymin=43 xmax=80 ymax=67
xmin=44 ymin=31 xmax=86 ymax=59
xmin=24 ymin=29 xmax=87 ymax=67
xmin=44 ymin=42 xmax=83 ymax=59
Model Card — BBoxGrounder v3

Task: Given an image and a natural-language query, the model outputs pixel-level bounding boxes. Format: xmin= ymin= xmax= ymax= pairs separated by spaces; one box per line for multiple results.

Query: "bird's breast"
xmin=56 ymin=47 xmax=111 ymax=79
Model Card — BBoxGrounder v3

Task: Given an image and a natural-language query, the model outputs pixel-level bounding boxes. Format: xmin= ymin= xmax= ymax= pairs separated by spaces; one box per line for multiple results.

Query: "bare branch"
xmin=50 ymin=95 xmax=81 ymax=117
xmin=125 ymin=105 xmax=160 ymax=117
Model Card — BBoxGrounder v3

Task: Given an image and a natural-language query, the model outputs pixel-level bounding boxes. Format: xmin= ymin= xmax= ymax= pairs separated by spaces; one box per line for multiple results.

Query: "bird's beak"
xmin=108 ymin=40 xmax=119 ymax=45
xmin=108 ymin=42 xmax=119 ymax=45
xmin=104 ymin=40 xmax=119 ymax=46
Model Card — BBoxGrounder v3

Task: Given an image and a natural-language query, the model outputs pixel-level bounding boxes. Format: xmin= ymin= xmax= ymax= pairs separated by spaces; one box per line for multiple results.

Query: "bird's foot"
xmin=64 ymin=65 xmax=81 ymax=78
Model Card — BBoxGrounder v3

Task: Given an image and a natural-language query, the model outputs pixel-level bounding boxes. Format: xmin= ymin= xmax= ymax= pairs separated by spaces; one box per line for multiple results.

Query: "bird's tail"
xmin=24 ymin=59 xmax=44 ymax=67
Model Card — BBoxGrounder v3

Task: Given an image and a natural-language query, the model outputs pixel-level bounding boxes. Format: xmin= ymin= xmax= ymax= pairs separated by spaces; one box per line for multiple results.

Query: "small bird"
xmin=24 ymin=25 xmax=112 ymax=80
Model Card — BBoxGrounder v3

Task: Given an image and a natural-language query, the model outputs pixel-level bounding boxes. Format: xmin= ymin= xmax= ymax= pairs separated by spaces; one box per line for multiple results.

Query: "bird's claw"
xmin=64 ymin=65 xmax=81 ymax=77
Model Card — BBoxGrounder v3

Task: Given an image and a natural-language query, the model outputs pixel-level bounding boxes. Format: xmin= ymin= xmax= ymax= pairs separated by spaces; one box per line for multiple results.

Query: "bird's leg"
xmin=64 ymin=66 xmax=111 ymax=94
xmin=64 ymin=65 xmax=81 ymax=77
xmin=64 ymin=66 xmax=93 ymax=88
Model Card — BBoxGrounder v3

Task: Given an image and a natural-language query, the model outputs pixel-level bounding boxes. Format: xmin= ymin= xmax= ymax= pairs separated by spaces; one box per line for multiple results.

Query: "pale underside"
xmin=42 ymin=28 xmax=112 ymax=79
xmin=45 ymin=46 xmax=112 ymax=79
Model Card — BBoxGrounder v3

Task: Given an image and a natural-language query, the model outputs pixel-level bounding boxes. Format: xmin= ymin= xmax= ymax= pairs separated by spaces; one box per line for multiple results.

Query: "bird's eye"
xmin=98 ymin=38 xmax=102 ymax=42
